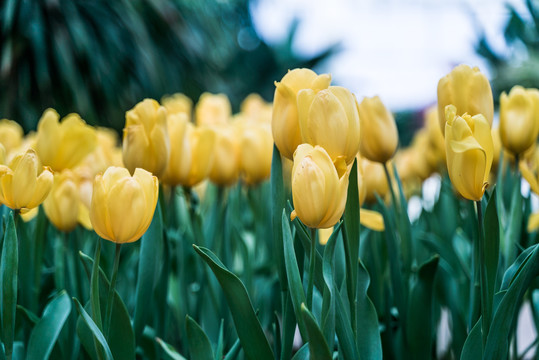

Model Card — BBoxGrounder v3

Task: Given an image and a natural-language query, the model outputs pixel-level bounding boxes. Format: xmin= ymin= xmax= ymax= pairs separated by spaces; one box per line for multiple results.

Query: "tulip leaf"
xmin=271 ymin=145 xmax=287 ymax=290
xmin=301 ymin=304 xmax=332 ymax=360
xmin=73 ymin=298 xmax=114 ymax=360
xmin=484 ymin=244 xmax=539 ymax=358
xmin=482 ymin=189 xmax=500 ymax=332
xmin=503 ymin=173 xmax=522 ymax=265
xmin=223 ymin=338 xmax=241 ymax=360
xmin=334 ymin=286 xmax=359 ymax=360
xmin=134 ymin=203 xmax=164 ymax=341
xmin=26 ymin=291 xmax=71 ymax=360
xmin=155 ymin=338 xmax=188 ymax=360
xmin=460 ymin=318 xmax=482 ymax=360
xmin=290 ymin=344 xmax=309 ymax=360
xmin=186 ymin=315 xmax=214 ymax=360
xmin=281 ymin=210 xmax=308 ymax=341
xmin=405 ymin=255 xmax=439 ymax=360
xmin=321 ymin=223 xmax=340 ymax=350
xmin=193 ymin=245 xmax=274 ymax=360
xmin=392 ymin=164 xmax=413 ymax=273
xmin=356 ymin=259 xmax=382 ymax=360
xmin=0 ymin=212 xmax=18 ymax=360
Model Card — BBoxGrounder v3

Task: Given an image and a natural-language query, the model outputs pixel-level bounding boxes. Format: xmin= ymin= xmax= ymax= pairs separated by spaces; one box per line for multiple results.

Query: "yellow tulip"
xmin=357 ymin=156 xmax=384 ymax=231
xmin=425 ymin=106 xmax=446 ymax=166
xmin=444 ymin=105 xmax=493 ymax=201
xmin=195 ymin=93 xmax=232 ymax=127
xmin=162 ymin=93 xmax=193 ymax=116
xmin=90 ymin=167 xmax=158 ymax=244
xmin=437 ymin=64 xmax=493 ymax=133
xmin=35 ymin=109 xmax=97 ymax=171
xmin=272 ymin=68 xmax=331 ymax=160
xmin=208 ymin=123 xmax=241 ymax=186
xmin=358 ymin=96 xmax=399 ymax=164
xmin=290 ymin=144 xmax=349 ymax=229
xmin=298 ymin=86 xmax=360 ymax=165
xmin=0 ymin=149 xmax=53 ymax=213
xmin=499 ymin=85 xmax=539 ymax=156
xmin=43 ymin=170 xmax=89 ymax=232
xmin=0 ymin=119 xmax=23 ymax=154
xmin=123 ymin=99 xmax=170 ymax=178
xmin=240 ymin=123 xmax=273 ymax=185
xmin=240 ymin=93 xmax=272 ymax=123
xmin=163 ymin=117 xmax=216 ymax=187
xmin=361 ymin=157 xmax=389 ymax=203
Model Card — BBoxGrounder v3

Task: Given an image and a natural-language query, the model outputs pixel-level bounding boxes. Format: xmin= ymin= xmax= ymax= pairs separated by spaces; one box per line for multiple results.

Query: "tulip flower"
xmin=240 ymin=93 xmax=273 ymax=123
xmin=195 ymin=92 xmax=232 ymax=127
xmin=272 ymin=68 xmax=331 ymax=160
xmin=444 ymin=105 xmax=493 ymax=201
xmin=361 ymin=157 xmax=389 ymax=203
xmin=290 ymin=144 xmax=349 ymax=229
xmin=162 ymin=116 xmax=216 ymax=187
xmin=437 ymin=64 xmax=494 ymax=133
xmin=0 ymin=119 xmax=23 ymax=155
xmin=90 ymin=167 xmax=158 ymax=244
xmin=499 ymin=85 xmax=539 ymax=156
xmin=298 ymin=86 xmax=360 ymax=165
xmin=43 ymin=170 xmax=90 ymax=232
xmin=240 ymin=123 xmax=273 ymax=185
xmin=35 ymin=109 xmax=97 ymax=171
xmin=162 ymin=93 xmax=193 ymax=116
xmin=208 ymin=123 xmax=241 ymax=186
xmin=123 ymin=99 xmax=170 ymax=178
xmin=357 ymin=156 xmax=385 ymax=231
xmin=358 ymin=96 xmax=399 ymax=164
xmin=0 ymin=149 xmax=53 ymax=213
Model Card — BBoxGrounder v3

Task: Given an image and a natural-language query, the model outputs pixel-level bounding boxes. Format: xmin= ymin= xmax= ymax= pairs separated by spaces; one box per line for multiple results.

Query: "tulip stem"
xmin=306 ymin=227 xmax=316 ymax=310
xmin=383 ymin=162 xmax=399 ymax=212
xmin=104 ymin=243 xmax=122 ymax=339
xmin=475 ymin=200 xmax=489 ymax=351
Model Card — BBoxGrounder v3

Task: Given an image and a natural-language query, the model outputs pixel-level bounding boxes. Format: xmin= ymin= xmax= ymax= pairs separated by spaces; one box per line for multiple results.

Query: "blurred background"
xmin=0 ymin=0 xmax=537 ymax=143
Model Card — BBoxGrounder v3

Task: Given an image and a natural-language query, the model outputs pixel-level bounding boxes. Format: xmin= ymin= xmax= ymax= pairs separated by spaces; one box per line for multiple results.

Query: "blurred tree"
xmin=0 ymin=0 xmax=336 ymax=132
xmin=476 ymin=0 xmax=539 ymax=103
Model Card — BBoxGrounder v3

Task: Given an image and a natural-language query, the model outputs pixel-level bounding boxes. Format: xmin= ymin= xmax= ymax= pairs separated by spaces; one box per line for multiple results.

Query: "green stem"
xmin=306 ymin=227 xmax=316 ymax=310
xmin=476 ymin=200 xmax=489 ymax=351
xmin=104 ymin=243 xmax=122 ymax=339
xmin=383 ymin=162 xmax=399 ymax=213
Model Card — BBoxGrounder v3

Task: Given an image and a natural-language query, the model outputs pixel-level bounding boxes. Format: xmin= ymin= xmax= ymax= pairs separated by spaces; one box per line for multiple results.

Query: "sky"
xmin=252 ymin=0 xmax=525 ymax=112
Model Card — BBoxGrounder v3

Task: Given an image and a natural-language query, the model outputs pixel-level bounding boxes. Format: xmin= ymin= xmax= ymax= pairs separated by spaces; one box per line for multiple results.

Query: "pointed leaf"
xmin=301 ymin=304 xmax=332 ymax=360
xmin=271 ymin=145 xmax=287 ymax=290
xmin=356 ymin=260 xmax=382 ymax=360
xmin=186 ymin=315 xmax=214 ymax=360
xmin=73 ymin=298 xmax=113 ymax=360
xmin=0 ymin=212 xmax=18 ymax=359
xmin=156 ymin=338 xmax=187 ymax=360
xmin=460 ymin=318 xmax=482 ymax=360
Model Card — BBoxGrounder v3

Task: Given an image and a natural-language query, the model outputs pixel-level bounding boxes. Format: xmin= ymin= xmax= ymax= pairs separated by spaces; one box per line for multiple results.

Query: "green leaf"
xmin=281 ymin=210 xmax=307 ymax=341
xmin=484 ymin=244 xmax=539 ymax=358
xmin=460 ymin=318 xmax=482 ymax=360
xmin=193 ymin=245 xmax=274 ymax=360
xmin=356 ymin=259 xmax=382 ymax=360
xmin=73 ymin=298 xmax=113 ymax=360
xmin=0 ymin=212 xmax=18 ymax=360
xmin=321 ymin=223 xmax=340 ymax=350
xmin=186 ymin=315 xmax=214 ymax=360
xmin=271 ymin=145 xmax=287 ymax=290
xmin=134 ymin=203 xmax=164 ymax=341
xmin=290 ymin=344 xmax=309 ymax=360
xmin=26 ymin=291 xmax=71 ymax=360
xmin=503 ymin=172 xmax=522 ymax=264
xmin=406 ymin=255 xmax=439 ymax=360
xmin=482 ymin=189 xmax=500 ymax=332
xmin=155 ymin=338 xmax=188 ymax=360
xmin=301 ymin=304 xmax=332 ymax=360
xmin=334 ymin=288 xmax=359 ymax=360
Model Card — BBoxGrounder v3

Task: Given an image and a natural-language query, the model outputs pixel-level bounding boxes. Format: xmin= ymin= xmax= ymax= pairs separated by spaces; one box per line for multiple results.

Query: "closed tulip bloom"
xmin=361 ymin=158 xmax=389 ymax=203
xmin=290 ymin=144 xmax=349 ymax=229
xmin=358 ymin=96 xmax=399 ymax=164
xmin=43 ymin=170 xmax=85 ymax=232
xmin=445 ymin=105 xmax=493 ymax=201
xmin=298 ymin=86 xmax=360 ymax=165
xmin=123 ymin=99 xmax=170 ymax=178
xmin=425 ymin=106 xmax=446 ymax=165
xmin=90 ymin=167 xmax=158 ymax=244
xmin=240 ymin=93 xmax=273 ymax=123
xmin=272 ymin=68 xmax=331 ymax=160
xmin=357 ymin=156 xmax=384 ymax=231
xmin=35 ymin=109 xmax=97 ymax=171
xmin=162 ymin=93 xmax=193 ymax=116
xmin=499 ymin=86 xmax=539 ymax=156
xmin=0 ymin=149 xmax=53 ymax=213
xmin=437 ymin=64 xmax=494 ymax=133
xmin=163 ymin=118 xmax=216 ymax=187
xmin=0 ymin=119 xmax=23 ymax=154
xmin=208 ymin=124 xmax=241 ymax=186
xmin=195 ymin=93 xmax=232 ymax=127
xmin=240 ymin=123 xmax=273 ymax=185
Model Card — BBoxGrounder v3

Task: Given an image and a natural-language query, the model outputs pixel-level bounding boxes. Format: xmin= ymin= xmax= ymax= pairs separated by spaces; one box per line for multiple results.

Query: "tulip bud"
xmin=208 ymin=124 xmax=241 ymax=186
xmin=358 ymin=96 xmax=399 ymax=164
xmin=240 ymin=93 xmax=272 ymax=123
xmin=437 ymin=64 xmax=494 ymax=133
xmin=90 ymin=167 xmax=158 ymax=243
xmin=162 ymin=93 xmax=193 ymax=116
xmin=0 ymin=149 xmax=53 ymax=213
xmin=425 ymin=106 xmax=446 ymax=166
xmin=290 ymin=144 xmax=349 ymax=228
xmin=0 ymin=119 xmax=23 ymax=155
xmin=298 ymin=86 xmax=360 ymax=165
xmin=123 ymin=99 xmax=170 ymax=178
xmin=361 ymin=157 xmax=389 ymax=203
xmin=272 ymin=68 xmax=331 ymax=160
xmin=499 ymin=85 xmax=539 ymax=156
xmin=240 ymin=123 xmax=273 ymax=185
xmin=43 ymin=170 xmax=88 ymax=232
xmin=356 ymin=156 xmax=385 ymax=231
xmin=444 ymin=105 xmax=493 ymax=201
xmin=35 ymin=109 xmax=97 ymax=171
xmin=162 ymin=117 xmax=216 ymax=187
xmin=195 ymin=93 xmax=232 ymax=127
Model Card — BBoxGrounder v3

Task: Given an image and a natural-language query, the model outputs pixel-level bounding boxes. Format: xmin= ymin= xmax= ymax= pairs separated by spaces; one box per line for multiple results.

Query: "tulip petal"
xmin=107 ymin=178 xmax=147 ymax=243
xmin=12 ymin=150 xmax=39 ymax=208
xmin=26 ymin=169 xmax=53 ymax=210
xmin=359 ymin=208 xmax=385 ymax=231
xmin=528 ymin=212 xmax=539 ymax=232
xmin=520 ymin=162 xmax=539 ymax=196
